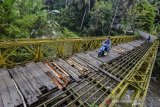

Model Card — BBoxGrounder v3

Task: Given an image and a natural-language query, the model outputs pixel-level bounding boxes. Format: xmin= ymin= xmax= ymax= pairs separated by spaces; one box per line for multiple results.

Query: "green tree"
xmin=0 ymin=0 xmax=61 ymax=39
xmin=84 ymin=1 xmax=113 ymax=36
xmin=134 ymin=1 xmax=157 ymax=32
xmin=68 ymin=0 xmax=96 ymax=29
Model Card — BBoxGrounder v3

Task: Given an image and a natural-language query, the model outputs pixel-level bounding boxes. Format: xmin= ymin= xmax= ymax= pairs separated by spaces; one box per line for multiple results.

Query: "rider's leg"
xmin=108 ymin=46 xmax=110 ymax=52
xmin=104 ymin=46 xmax=108 ymax=55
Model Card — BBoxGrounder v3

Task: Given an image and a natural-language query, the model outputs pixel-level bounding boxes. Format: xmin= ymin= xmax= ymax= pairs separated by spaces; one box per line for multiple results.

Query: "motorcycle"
xmin=98 ymin=44 xmax=109 ymax=57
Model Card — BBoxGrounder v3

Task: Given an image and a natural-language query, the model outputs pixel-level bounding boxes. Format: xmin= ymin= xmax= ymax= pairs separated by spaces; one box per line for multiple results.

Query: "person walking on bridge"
xmin=147 ymin=35 xmax=150 ymax=42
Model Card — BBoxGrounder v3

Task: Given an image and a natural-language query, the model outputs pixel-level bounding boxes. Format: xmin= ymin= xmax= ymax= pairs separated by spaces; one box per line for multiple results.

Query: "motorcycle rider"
xmin=102 ymin=37 xmax=111 ymax=55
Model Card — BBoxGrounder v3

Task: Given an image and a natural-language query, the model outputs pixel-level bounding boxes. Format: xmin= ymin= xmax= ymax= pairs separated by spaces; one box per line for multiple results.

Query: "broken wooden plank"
xmin=45 ymin=61 xmax=69 ymax=86
xmin=52 ymin=61 xmax=69 ymax=77
xmin=26 ymin=62 xmax=56 ymax=90
xmin=0 ymin=68 xmax=23 ymax=107
xmin=37 ymin=62 xmax=71 ymax=85
xmin=38 ymin=62 xmax=60 ymax=78
xmin=57 ymin=59 xmax=82 ymax=77
xmin=45 ymin=61 xmax=65 ymax=77
xmin=66 ymin=59 xmax=89 ymax=75
xmin=56 ymin=59 xmax=81 ymax=82
xmin=45 ymin=71 xmax=63 ymax=89
xmin=9 ymin=68 xmax=38 ymax=105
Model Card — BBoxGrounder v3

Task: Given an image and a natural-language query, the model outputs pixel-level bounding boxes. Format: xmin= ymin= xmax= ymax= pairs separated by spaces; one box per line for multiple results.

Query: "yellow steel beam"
xmin=0 ymin=36 xmax=137 ymax=47
xmin=0 ymin=36 xmax=139 ymax=67
xmin=99 ymin=41 xmax=159 ymax=107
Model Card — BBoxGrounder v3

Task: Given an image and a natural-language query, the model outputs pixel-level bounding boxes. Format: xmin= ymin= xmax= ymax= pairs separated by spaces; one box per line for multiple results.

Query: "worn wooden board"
xmin=45 ymin=71 xmax=63 ymax=89
xmin=0 ymin=96 xmax=4 ymax=107
xmin=16 ymin=67 xmax=41 ymax=97
xmin=37 ymin=62 xmax=70 ymax=87
xmin=26 ymin=62 xmax=56 ymax=90
xmin=30 ymin=62 xmax=56 ymax=90
xmin=57 ymin=59 xmax=81 ymax=77
xmin=0 ymin=68 xmax=23 ymax=107
xmin=70 ymin=56 xmax=90 ymax=69
xmin=111 ymin=46 xmax=128 ymax=54
xmin=9 ymin=68 xmax=38 ymax=105
xmin=128 ymin=40 xmax=144 ymax=47
xmin=44 ymin=61 xmax=70 ymax=87
xmin=56 ymin=59 xmax=81 ymax=82
xmin=118 ymin=43 xmax=134 ymax=51
xmin=25 ymin=65 xmax=44 ymax=89
xmin=36 ymin=62 xmax=58 ymax=78
xmin=17 ymin=67 xmax=42 ymax=97
xmin=73 ymin=56 xmax=99 ymax=71
xmin=51 ymin=61 xmax=70 ymax=77
xmin=0 ymin=70 xmax=14 ymax=107
xmin=23 ymin=66 xmax=42 ymax=89
xmin=76 ymin=53 xmax=103 ymax=68
xmin=66 ymin=59 xmax=89 ymax=75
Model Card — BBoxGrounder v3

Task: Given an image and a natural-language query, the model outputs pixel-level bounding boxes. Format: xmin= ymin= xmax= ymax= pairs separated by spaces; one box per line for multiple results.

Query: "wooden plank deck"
xmin=128 ymin=40 xmax=144 ymax=47
xmin=9 ymin=68 xmax=38 ymax=105
xmin=17 ymin=67 xmax=42 ymax=97
xmin=0 ymin=68 xmax=22 ymax=107
xmin=26 ymin=62 xmax=56 ymax=90
xmin=0 ymin=69 xmax=15 ymax=107
xmin=56 ymin=59 xmax=81 ymax=82
xmin=0 ymin=39 xmax=145 ymax=106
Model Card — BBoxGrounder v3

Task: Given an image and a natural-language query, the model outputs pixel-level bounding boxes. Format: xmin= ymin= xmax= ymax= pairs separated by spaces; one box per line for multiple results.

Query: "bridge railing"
xmin=0 ymin=36 xmax=139 ymax=67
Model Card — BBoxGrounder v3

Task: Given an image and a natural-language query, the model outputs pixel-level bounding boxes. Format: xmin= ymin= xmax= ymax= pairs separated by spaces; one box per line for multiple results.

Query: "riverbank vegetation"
xmin=0 ymin=0 xmax=159 ymax=39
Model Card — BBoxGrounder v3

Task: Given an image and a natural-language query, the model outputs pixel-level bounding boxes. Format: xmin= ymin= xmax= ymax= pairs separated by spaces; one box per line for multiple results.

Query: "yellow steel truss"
xmin=99 ymin=40 xmax=159 ymax=107
xmin=0 ymin=36 xmax=138 ymax=67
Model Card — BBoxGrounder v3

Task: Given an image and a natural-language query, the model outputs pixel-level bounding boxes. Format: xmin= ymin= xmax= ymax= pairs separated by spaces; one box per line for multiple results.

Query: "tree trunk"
xmin=109 ymin=0 xmax=121 ymax=35
xmin=88 ymin=0 xmax=90 ymax=10
xmin=65 ymin=0 xmax=68 ymax=7
xmin=80 ymin=6 xmax=88 ymax=30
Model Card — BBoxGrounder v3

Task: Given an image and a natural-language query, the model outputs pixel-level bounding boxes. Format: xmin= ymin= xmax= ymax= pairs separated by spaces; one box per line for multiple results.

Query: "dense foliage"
xmin=0 ymin=0 xmax=159 ymax=38
xmin=134 ymin=1 xmax=156 ymax=33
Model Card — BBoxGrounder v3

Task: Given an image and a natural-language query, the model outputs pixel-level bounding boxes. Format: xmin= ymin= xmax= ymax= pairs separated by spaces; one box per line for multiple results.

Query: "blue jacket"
xmin=103 ymin=40 xmax=111 ymax=47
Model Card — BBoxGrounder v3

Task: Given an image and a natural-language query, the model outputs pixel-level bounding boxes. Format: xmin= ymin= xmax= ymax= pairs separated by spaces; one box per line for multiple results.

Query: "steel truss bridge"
xmin=0 ymin=36 xmax=159 ymax=107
